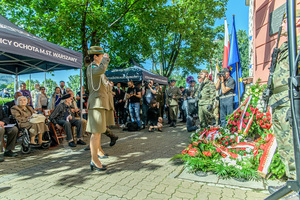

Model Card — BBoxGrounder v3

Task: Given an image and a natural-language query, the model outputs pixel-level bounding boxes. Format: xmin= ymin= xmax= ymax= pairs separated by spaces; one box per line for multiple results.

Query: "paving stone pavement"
xmin=0 ymin=122 xmax=270 ymax=200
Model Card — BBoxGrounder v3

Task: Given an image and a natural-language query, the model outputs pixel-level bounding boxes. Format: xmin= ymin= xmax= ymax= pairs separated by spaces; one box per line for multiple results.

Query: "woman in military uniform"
xmin=85 ymin=46 xmax=110 ymax=171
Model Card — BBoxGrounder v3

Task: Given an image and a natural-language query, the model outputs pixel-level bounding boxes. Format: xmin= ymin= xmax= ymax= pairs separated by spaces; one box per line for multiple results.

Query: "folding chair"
xmin=45 ymin=109 xmax=67 ymax=145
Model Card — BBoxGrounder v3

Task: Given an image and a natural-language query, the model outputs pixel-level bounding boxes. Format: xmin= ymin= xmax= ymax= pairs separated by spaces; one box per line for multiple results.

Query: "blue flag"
xmin=227 ymin=15 xmax=244 ymax=109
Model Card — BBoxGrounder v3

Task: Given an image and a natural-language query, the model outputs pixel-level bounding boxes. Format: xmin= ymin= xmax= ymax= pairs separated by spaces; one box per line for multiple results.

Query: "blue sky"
xmin=16 ymin=0 xmax=249 ymax=86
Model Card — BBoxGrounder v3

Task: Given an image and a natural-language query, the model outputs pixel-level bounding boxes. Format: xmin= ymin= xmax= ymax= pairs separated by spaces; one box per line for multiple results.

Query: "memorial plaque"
xmin=269 ymin=3 xmax=286 ymax=36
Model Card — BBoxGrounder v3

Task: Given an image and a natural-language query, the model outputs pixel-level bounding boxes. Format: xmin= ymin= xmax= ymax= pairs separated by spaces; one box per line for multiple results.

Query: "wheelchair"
xmin=2 ymin=105 xmax=51 ymax=154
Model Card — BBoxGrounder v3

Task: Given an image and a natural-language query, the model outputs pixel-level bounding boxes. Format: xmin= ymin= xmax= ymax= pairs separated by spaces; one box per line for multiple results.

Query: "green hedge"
xmin=0 ymin=98 xmax=13 ymax=105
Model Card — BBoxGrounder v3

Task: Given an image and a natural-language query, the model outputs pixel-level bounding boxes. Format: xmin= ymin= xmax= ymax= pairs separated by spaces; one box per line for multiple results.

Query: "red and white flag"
xmin=223 ymin=18 xmax=230 ymax=69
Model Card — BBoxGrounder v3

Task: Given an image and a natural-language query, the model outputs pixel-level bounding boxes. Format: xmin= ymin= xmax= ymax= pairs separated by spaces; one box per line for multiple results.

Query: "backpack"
xmin=126 ymin=122 xmax=139 ymax=132
xmin=187 ymin=98 xmax=198 ymax=116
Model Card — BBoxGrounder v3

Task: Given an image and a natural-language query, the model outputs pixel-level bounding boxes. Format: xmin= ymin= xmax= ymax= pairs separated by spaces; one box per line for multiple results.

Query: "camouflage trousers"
xmin=169 ymin=105 xmax=178 ymax=121
xmin=198 ymin=104 xmax=214 ymax=128
xmin=273 ymin=106 xmax=296 ymax=179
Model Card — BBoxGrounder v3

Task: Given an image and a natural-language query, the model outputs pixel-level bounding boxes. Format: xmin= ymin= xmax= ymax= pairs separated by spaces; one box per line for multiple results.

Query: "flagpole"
xmin=236 ymin=62 xmax=241 ymax=104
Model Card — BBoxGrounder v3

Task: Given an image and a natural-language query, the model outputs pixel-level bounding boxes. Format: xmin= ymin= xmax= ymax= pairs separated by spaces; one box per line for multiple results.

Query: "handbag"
xmin=29 ymin=114 xmax=46 ymax=124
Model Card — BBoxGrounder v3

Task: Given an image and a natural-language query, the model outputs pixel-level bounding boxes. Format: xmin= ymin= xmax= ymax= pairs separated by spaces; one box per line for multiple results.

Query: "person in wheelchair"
xmin=0 ymin=105 xmax=18 ymax=162
xmin=182 ymin=90 xmax=198 ymax=132
xmin=49 ymin=93 xmax=86 ymax=147
xmin=11 ymin=96 xmax=49 ymax=146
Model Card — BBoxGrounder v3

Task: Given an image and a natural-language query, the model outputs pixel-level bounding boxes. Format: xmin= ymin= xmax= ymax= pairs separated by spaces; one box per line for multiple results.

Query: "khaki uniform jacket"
xmin=103 ymin=74 xmax=115 ymax=110
xmin=198 ymin=79 xmax=216 ymax=106
xmin=86 ymin=58 xmax=110 ymax=110
xmin=166 ymin=86 xmax=182 ymax=106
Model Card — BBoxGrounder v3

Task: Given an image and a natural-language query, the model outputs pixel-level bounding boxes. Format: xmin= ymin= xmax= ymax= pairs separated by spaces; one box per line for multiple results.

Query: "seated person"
xmin=11 ymin=96 xmax=49 ymax=146
xmin=49 ymin=94 xmax=86 ymax=147
xmin=0 ymin=105 xmax=19 ymax=162
xmin=147 ymin=99 xmax=160 ymax=132
xmin=68 ymin=90 xmax=87 ymax=135
xmin=149 ymin=117 xmax=163 ymax=132
xmin=182 ymin=90 xmax=198 ymax=132
xmin=4 ymin=92 xmax=22 ymax=117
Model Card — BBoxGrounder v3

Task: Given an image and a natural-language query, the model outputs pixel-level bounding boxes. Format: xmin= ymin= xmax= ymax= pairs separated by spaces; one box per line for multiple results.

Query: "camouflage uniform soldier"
xmin=197 ymin=69 xmax=216 ymax=127
xmin=166 ymin=79 xmax=182 ymax=127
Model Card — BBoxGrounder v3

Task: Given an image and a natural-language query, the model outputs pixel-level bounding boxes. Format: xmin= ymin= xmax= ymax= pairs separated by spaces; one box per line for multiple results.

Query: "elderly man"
xmin=49 ymin=94 xmax=86 ymax=147
xmin=0 ymin=105 xmax=18 ymax=162
xmin=31 ymin=83 xmax=40 ymax=108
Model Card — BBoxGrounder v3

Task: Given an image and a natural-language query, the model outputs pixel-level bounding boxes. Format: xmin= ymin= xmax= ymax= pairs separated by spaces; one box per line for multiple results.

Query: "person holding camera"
xmin=216 ymin=68 xmax=235 ymax=127
xmin=166 ymin=79 xmax=182 ymax=127
xmin=196 ymin=69 xmax=216 ymax=128
xmin=141 ymin=79 xmax=156 ymax=129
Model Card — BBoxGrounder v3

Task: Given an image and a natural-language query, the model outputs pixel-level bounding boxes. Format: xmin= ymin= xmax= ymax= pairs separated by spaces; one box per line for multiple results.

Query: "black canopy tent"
xmin=105 ymin=66 xmax=168 ymax=85
xmin=0 ymin=14 xmax=82 ymax=91
xmin=0 ymin=15 xmax=85 ymax=117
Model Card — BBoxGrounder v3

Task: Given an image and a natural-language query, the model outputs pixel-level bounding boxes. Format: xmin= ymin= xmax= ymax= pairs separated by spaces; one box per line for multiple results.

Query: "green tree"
xmin=67 ymin=75 xmax=81 ymax=94
xmin=25 ymin=79 xmax=40 ymax=91
xmin=0 ymin=0 xmax=228 ymax=80
xmin=207 ymin=29 xmax=249 ymax=78
xmin=42 ymin=79 xmax=58 ymax=97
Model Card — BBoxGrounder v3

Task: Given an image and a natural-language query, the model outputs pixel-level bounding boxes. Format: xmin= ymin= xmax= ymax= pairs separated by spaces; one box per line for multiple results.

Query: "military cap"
xmin=61 ymin=93 xmax=71 ymax=100
xmin=88 ymin=46 xmax=105 ymax=55
xmin=170 ymin=79 xmax=176 ymax=83
xmin=222 ymin=68 xmax=230 ymax=72
xmin=201 ymin=69 xmax=208 ymax=73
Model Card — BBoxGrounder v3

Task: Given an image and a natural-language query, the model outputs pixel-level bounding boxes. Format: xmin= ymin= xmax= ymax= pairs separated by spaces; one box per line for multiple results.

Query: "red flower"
xmin=232 ymin=128 xmax=237 ymax=132
xmin=260 ymin=144 xmax=266 ymax=150
xmin=221 ymin=153 xmax=227 ymax=158
xmin=261 ymin=125 xmax=267 ymax=129
xmin=244 ymin=153 xmax=247 ymax=156
xmin=226 ymin=136 xmax=229 ymax=138
xmin=245 ymin=112 xmax=250 ymax=117
xmin=243 ymin=119 xmax=249 ymax=123
xmin=238 ymin=109 xmax=242 ymax=114
xmin=230 ymin=153 xmax=238 ymax=159
xmin=266 ymin=112 xmax=271 ymax=116
xmin=182 ymin=150 xmax=188 ymax=155
xmin=216 ymin=148 xmax=221 ymax=153
xmin=188 ymin=144 xmax=192 ymax=149
xmin=219 ymin=141 xmax=222 ymax=144
xmin=188 ymin=148 xmax=198 ymax=157
xmin=267 ymin=117 xmax=271 ymax=121
xmin=192 ymin=142 xmax=197 ymax=146
xmin=265 ymin=123 xmax=271 ymax=130
xmin=241 ymin=147 xmax=246 ymax=150
xmin=230 ymin=139 xmax=233 ymax=142
xmin=225 ymin=141 xmax=229 ymax=145
xmin=202 ymin=151 xmax=212 ymax=156
xmin=242 ymin=123 xmax=246 ymax=129
xmin=263 ymin=117 xmax=267 ymax=122
xmin=222 ymin=138 xmax=225 ymax=141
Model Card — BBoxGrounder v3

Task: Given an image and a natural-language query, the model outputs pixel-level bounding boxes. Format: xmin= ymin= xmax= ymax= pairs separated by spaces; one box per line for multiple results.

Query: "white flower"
xmin=255 ymin=89 xmax=259 ymax=93
xmin=236 ymin=165 xmax=242 ymax=170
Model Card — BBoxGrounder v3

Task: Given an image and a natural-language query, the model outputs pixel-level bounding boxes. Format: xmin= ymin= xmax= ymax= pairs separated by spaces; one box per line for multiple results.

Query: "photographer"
xmin=141 ymin=79 xmax=156 ymax=129
xmin=215 ymin=68 xmax=235 ymax=127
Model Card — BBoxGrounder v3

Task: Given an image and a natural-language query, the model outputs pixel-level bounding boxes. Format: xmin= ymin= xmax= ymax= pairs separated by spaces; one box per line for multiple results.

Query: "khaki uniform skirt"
xmin=87 ymin=108 xmax=107 ymax=134
xmin=106 ymin=110 xmax=115 ymax=126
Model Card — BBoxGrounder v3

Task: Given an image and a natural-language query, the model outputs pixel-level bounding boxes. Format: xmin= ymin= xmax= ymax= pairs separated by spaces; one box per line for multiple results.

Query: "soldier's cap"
xmin=61 ymin=93 xmax=71 ymax=100
xmin=190 ymin=79 xmax=196 ymax=83
xmin=222 ymin=68 xmax=230 ymax=72
xmin=201 ymin=69 xmax=208 ymax=73
xmin=170 ymin=79 xmax=176 ymax=83
xmin=88 ymin=46 xmax=105 ymax=55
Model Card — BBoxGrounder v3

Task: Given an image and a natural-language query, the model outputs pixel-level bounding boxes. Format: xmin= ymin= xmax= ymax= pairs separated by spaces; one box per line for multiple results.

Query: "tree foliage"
xmin=42 ymin=79 xmax=58 ymax=97
xmin=0 ymin=0 xmax=228 ymax=81
xmin=67 ymin=75 xmax=81 ymax=94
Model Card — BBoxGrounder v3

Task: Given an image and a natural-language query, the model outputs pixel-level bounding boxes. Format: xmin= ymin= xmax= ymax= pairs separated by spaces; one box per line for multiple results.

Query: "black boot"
xmin=169 ymin=121 xmax=174 ymax=127
xmin=173 ymin=120 xmax=177 ymax=127
xmin=103 ymin=128 xmax=119 ymax=146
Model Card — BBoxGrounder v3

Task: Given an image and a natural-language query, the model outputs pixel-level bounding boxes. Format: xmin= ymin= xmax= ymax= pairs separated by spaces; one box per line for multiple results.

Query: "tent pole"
xmin=44 ymin=72 xmax=46 ymax=87
xmin=29 ymin=74 xmax=31 ymax=92
xmin=14 ymin=67 xmax=18 ymax=93
xmin=80 ymin=69 xmax=83 ymax=120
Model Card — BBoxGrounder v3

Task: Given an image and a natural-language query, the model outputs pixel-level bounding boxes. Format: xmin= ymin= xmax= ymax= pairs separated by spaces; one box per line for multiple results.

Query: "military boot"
xmin=103 ymin=128 xmax=119 ymax=146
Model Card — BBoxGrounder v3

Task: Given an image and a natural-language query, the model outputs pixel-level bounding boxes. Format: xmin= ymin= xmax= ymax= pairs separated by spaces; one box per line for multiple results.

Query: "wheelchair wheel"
xmin=21 ymin=143 xmax=31 ymax=154
xmin=41 ymin=142 xmax=50 ymax=149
